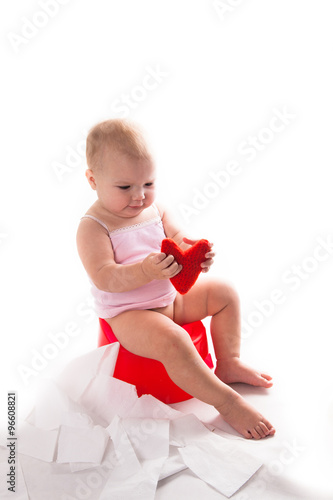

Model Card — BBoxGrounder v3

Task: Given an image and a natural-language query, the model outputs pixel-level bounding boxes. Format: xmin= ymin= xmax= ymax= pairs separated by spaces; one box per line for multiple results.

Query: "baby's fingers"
xmin=162 ymin=260 xmax=182 ymax=277
xmin=155 ymin=253 xmax=181 ymax=277
xmin=159 ymin=254 xmax=176 ymax=268
xmin=201 ymin=256 xmax=214 ymax=273
xmin=151 ymin=252 xmax=167 ymax=264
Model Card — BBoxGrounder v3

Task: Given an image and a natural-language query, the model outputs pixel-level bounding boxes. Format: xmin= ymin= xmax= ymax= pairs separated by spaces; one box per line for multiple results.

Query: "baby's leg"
xmin=108 ymin=310 xmax=275 ymax=439
xmin=174 ymin=278 xmax=273 ymax=388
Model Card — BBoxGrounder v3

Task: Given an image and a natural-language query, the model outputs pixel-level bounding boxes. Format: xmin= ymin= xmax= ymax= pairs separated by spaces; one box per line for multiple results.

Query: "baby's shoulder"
xmin=77 ymin=203 xmax=111 ymax=236
xmin=79 ymin=214 xmax=110 ymax=233
xmin=79 ymin=203 xmax=161 ymax=235
xmin=153 ymin=202 xmax=165 ymax=219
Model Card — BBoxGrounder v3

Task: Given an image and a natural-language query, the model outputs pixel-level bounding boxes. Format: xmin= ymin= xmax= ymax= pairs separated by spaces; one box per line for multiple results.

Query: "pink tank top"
xmin=81 ymin=206 xmax=177 ymax=319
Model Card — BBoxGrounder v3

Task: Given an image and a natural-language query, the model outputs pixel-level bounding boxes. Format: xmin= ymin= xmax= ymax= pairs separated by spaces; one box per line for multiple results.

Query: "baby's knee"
xmin=224 ymin=282 xmax=240 ymax=307
xmin=209 ymin=278 xmax=240 ymax=308
xmin=154 ymin=325 xmax=193 ymax=362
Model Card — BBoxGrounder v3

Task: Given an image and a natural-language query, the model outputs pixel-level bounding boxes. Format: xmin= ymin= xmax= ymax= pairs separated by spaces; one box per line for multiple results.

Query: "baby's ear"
xmin=85 ymin=169 xmax=97 ymax=190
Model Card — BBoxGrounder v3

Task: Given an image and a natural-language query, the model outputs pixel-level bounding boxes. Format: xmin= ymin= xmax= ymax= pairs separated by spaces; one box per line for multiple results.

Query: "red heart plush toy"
xmin=161 ymin=238 xmax=210 ymax=295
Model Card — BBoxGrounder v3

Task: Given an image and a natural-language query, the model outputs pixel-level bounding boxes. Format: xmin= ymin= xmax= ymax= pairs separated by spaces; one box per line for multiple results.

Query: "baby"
xmin=77 ymin=119 xmax=275 ymax=440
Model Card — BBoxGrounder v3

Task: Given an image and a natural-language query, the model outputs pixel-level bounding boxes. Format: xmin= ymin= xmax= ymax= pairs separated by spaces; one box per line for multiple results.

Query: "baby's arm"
xmin=157 ymin=204 xmax=189 ymax=250
xmin=76 ymin=218 xmax=181 ymax=293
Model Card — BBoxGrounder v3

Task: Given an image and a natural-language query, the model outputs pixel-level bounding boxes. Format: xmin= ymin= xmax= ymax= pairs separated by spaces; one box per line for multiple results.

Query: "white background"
xmin=1 ymin=0 xmax=333 ymax=495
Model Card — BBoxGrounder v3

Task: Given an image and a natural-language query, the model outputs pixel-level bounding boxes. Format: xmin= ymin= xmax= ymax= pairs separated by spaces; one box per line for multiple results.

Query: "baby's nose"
xmin=132 ymin=188 xmax=145 ymax=200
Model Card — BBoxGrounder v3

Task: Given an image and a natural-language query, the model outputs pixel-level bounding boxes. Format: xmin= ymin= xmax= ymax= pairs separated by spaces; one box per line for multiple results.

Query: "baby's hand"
xmin=183 ymin=237 xmax=215 ymax=273
xmin=141 ymin=252 xmax=182 ymax=280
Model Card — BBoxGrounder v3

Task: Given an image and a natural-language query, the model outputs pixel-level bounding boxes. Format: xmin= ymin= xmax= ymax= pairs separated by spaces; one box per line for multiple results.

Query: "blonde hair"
xmin=86 ymin=119 xmax=152 ymax=171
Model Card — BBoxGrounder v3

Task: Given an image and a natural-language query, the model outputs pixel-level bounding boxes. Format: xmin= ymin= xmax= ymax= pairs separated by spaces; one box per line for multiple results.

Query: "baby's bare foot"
xmin=216 ymin=394 xmax=275 ymax=440
xmin=215 ymin=357 xmax=273 ymax=388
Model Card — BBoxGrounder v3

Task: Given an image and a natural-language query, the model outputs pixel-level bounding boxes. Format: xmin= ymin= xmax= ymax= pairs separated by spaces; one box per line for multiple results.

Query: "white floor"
xmin=1 ymin=281 xmax=332 ymax=499
xmin=162 ymin=284 xmax=333 ymax=498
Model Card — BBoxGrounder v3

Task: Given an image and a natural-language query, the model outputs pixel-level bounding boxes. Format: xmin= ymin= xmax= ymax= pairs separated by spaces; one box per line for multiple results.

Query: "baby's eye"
xmin=145 ymin=182 xmax=154 ymax=187
xmin=118 ymin=186 xmax=130 ymax=190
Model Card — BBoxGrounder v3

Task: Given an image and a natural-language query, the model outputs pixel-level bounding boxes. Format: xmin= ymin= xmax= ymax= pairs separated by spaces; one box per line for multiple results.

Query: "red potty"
xmin=98 ymin=318 xmax=214 ymax=404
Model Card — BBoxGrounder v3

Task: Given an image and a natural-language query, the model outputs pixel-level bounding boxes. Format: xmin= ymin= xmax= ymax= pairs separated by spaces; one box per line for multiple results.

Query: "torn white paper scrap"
xmin=60 ymin=411 xmax=94 ymax=428
xmin=99 ymin=469 xmax=157 ymax=500
xmin=121 ymin=418 xmax=169 ymax=461
xmin=179 ymin=438 xmax=263 ymax=498
xmin=79 ymin=374 xmax=138 ymax=423
xmin=103 ymin=416 xmax=165 ymax=500
xmin=101 ymin=439 xmax=124 ymax=470
xmin=170 ymin=413 xmax=213 ymax=447
xmin=57 ymin=343 xmax=119 ymax=401
xmin=159 ymin=446 xmax=188 ymax=480
xmin=98 ymin=341 xmax=122 ymax=375
xmin=69 ymin=461 xmax=101 ymax=472
xmin=107 ymin=415 xmax=142 ymax=479
xmin=57 ymin=423 xmax=109 ymax=464
xmin=19 ymin=454 xmax=107 ymax=500
xmin=127 ymin=394 xmax=183 ymax=420
xmin=18 ymin=422 xmax=58 ymax=462
xmin=122 ymin=418 xmax=170 ymax=491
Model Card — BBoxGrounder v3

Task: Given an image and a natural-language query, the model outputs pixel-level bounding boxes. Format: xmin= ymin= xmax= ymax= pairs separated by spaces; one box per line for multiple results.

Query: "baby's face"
xmin=92 ymin=147 xmax=156 ymax=219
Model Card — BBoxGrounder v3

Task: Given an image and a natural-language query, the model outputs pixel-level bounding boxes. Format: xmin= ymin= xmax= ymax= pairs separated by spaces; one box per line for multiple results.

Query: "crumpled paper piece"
xmin=18 ymin=421 xmax=58 ymax=462
xmin=179 ymin=430 xmax=262 ymax=497
xmin=171 ymin=414 xmax=262 ymax=497
xmin=98 ymin=414 xmax=169 ymax=499
xmin=9 ymin=341 xmax=263 ymax=499
xmin=57 ymin=417 xmax=109 ymax=465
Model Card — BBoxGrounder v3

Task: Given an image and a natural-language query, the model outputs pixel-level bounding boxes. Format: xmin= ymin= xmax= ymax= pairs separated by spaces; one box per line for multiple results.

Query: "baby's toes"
xmin=257 ymin=424 xmax=268 ymax=438
xmin=262 ymin=419 xmax=276 ymax=436
xmin=245 ymin=430 xmax=254 ymax=439
xmin=249 ymin=421 xmax=275 ymax=439
xmin=252 ymin=428 xmax=264 ymax=439
xmin=248 ymin=427 xmax=262 ymax=440
xmin=261 ymin=373 xmax=273 ymax=387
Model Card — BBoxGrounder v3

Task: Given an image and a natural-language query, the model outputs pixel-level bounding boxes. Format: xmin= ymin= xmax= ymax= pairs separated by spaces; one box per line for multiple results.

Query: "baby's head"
xmin=86 ymin=119 xmax=152 ymax=173
xmin=85 ymin=119 xmax=156 ymax=217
